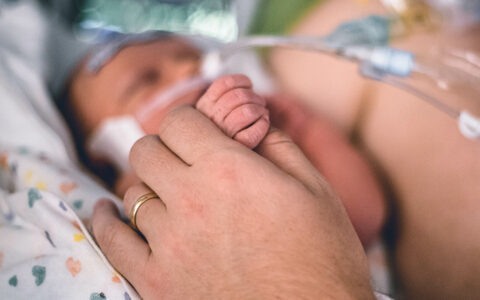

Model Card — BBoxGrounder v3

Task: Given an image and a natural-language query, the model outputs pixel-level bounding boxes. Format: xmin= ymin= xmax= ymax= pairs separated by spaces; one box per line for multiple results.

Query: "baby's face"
xmin=69 ymin=37 xmax=204 ymax=137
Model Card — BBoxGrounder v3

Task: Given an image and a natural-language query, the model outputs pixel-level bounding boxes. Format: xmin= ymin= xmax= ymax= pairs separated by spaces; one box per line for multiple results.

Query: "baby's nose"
xmin=170 ymin=58 xmax=200 ymax=83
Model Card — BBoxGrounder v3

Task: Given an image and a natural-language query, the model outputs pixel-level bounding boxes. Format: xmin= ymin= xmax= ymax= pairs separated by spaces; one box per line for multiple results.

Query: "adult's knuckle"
xmin=131 ymin=135 xmax=156 ymax=154
xmin=130 ymin=135 xmax=157 ymax=163
xmin=123 ymin=186 xmax=139 ymax=207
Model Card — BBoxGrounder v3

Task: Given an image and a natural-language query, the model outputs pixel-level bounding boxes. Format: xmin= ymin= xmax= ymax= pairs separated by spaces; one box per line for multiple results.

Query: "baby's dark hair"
xmin=55 ymin=68 xmax=117 ymax=186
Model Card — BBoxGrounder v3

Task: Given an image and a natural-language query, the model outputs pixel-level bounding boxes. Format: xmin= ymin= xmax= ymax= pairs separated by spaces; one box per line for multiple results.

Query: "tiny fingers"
xmin=195 ymin=74 xmax=271 ymax=149
xmin=196 ymin=74 xmax=252 ymax=113
xmin=210 ymin=88 xmax=266 ymax=127
xmin=222 ymin=103 xmax=269 ymax=138
xmin=233 ymin=114 xmax=270 ymax=149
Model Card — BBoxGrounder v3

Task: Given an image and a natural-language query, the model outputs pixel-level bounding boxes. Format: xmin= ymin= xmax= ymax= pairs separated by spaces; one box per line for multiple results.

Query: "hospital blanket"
xmin=0 ymin=2 xmax=139 ymax=299
xmin=0 ymin=148 xmax=139 ymax=300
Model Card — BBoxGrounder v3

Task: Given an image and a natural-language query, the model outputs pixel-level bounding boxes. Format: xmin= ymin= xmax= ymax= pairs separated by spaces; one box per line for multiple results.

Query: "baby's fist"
xmin=196 ymin=74 xmax=270 ymax=149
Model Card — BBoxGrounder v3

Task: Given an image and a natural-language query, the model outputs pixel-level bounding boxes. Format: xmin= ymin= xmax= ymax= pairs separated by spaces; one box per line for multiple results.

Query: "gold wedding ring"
xmin=129 ymin=192 xmax=159 ymax=230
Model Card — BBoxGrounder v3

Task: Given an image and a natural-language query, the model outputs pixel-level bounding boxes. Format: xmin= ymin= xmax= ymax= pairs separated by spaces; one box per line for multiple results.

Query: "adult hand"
xmin=91 ymin=105 xmax=374 ymax=299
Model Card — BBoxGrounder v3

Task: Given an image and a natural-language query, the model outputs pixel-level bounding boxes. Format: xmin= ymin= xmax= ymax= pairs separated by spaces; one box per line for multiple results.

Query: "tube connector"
xmin=201 ymin=51 xmax=224 ymax=80
xmin=345 ymin=46 xmax=415 ymax=78
xmin=368 ymin=47 xmax=414 ymax=77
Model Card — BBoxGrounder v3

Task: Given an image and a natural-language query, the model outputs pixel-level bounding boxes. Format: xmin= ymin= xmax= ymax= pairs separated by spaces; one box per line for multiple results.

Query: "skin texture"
xmin=69 ymin=39 xmax=385 ymax=247
xmin=195 ymin=74 xmax=270 ymax=149
xmin=268 ymin=0 xmax=480 ymax=297
xmin=91 ymin=105 xmax=376 ymax=300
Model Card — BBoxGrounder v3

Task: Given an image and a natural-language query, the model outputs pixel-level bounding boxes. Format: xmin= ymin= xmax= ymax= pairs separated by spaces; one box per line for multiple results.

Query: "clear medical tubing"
xmin=355 ymin=48 xmax=480 ymax=138
xmin=341 ymin=46 xmax=477 ymax=118
xmin=209 ymin=34 xmax=480 ymax=138
xmin=217 ymin=15 xmax=392 ymax=59
xmin=212 ymin=35 xmax=459 ymax=111
xmin=382 ymin=76 xmax=459 ymax=118
xmin=217 ymin=35 xmax=336 ymax=60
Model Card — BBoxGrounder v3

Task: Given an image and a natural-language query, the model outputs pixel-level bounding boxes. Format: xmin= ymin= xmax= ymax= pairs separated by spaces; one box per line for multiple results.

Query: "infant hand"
xmin=196 ymin=74 xmax=270 ymax=149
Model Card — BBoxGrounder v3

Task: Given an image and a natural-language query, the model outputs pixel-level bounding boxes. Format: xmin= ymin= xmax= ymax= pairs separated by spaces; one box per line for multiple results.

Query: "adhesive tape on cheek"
xmin=201 ymin=51 xmax=224 ymax=80
xmin=87 ymin=116 xmax=145 ymax=173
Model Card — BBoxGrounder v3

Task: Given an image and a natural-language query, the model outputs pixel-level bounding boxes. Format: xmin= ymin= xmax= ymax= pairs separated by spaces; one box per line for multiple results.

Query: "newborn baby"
xmin=67 ymin=35 xmax=385 ymax=247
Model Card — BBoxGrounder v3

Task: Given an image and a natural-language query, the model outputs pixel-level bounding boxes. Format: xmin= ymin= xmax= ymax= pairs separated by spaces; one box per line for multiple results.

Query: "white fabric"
xmin=0 ymin=1 xmax=79 ymax=164
xmin=0 ymin=148 xmax=137 ymax=299
xmin=0 ymin=2 xmax=137 ymax=299
xmin=0 ymin=51 xmax=77 ymax=166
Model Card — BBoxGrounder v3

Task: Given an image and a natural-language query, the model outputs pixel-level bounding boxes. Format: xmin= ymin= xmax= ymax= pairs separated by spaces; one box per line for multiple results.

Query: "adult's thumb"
xmin=256 ymin=127 xmax=333 ymax=198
